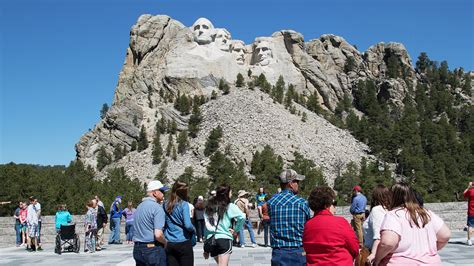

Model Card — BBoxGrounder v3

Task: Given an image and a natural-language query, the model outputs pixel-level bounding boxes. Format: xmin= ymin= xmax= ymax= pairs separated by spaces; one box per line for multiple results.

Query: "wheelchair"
xmin=54 ymin=223 xmax=80 ymax=254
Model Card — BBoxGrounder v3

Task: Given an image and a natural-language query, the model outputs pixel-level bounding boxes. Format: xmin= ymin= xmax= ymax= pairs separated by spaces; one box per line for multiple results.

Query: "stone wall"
xmin=0 ymin=202 xmax=467 ymax=248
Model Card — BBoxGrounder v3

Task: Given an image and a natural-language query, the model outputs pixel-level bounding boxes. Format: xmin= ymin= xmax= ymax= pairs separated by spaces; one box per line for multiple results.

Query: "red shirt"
xmin=303 ymin=209 xmax=359 ymax=266
xmin=464 ymin=188 xmax=474 ymax=217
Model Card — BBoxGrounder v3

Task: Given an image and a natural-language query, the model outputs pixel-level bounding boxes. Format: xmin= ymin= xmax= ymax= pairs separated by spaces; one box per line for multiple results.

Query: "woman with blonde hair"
xmin=374 ymin=182 xmax=451 ymax=265
xmin=123 ymin=201 xmax=136 ymax=244
xmin=163 ymin=181 xmax=196 ymax=266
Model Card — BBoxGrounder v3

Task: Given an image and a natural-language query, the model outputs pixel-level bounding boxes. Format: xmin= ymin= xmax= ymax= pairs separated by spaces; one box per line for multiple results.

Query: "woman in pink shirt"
xmin=374 ymin=183 xmax=451 ymax=266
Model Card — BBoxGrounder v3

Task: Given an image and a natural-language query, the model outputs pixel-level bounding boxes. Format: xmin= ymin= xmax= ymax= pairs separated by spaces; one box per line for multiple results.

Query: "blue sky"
xmin=1 ymin=0 xmax=473 ymax=166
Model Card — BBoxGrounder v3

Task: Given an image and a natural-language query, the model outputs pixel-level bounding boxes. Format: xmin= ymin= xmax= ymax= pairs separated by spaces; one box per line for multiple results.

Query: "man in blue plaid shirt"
xmin=268 ymin=169 xmax=310 ymax=266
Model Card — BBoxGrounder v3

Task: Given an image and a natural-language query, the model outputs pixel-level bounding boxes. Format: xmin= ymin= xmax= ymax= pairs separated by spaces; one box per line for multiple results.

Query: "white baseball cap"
xmin=147 ymin=180 xmax=169 ymax=192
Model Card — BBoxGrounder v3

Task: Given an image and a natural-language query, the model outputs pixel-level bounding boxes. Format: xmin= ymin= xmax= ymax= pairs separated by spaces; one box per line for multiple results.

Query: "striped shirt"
xmin=268 ymin=189 xmax=310 ymax=248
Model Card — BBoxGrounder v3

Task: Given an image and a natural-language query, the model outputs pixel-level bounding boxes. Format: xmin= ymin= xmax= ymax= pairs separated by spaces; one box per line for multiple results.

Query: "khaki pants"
xmin=352 ymin=213 xmax=365 ymax=247
xmin=96 ymin=227 xmax=105 ymax=249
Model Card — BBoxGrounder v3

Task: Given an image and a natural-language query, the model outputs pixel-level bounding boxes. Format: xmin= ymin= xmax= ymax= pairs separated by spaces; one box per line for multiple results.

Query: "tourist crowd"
xmin=10 ymin=173 xmax=474 ymax=266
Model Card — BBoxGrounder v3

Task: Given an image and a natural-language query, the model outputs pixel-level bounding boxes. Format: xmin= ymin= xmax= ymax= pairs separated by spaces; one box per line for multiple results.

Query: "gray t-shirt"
xmin=133 ymin=197 xmax=165 ymax=243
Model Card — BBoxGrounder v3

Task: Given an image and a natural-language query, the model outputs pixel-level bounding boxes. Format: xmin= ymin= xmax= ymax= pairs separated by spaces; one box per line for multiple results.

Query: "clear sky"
xmin=1 ymin=0 xmax=473 ymax=166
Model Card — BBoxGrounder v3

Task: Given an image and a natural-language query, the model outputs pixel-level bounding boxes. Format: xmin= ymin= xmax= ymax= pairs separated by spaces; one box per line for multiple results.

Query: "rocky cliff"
xmin=75 ymin=15 xmax=472 ymax=185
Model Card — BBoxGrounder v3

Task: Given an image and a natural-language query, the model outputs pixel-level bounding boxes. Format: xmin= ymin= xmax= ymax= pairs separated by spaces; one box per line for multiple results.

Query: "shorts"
xmin=209 ymin=239 xmax=232 ymax=258
xmin=20 ymin=223 xmax=28 ymax=232
xmin=468 ymin=216 xmax=474 ymax=227
xmin=28 ymin=223 xmax=39 ymax=238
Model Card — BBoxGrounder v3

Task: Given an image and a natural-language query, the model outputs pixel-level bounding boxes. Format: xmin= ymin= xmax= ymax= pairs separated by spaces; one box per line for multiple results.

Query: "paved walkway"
xmin=0 ymin=232 xmax=471 ymax=265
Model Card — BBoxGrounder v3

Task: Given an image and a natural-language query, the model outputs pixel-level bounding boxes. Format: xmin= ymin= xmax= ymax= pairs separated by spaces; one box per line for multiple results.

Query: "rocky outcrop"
xmin=75 ymin=14 xmax=472 ymax=185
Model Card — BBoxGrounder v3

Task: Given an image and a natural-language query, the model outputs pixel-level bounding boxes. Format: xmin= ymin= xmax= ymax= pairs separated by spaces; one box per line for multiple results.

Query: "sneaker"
xmin=240 ymin=244 xmax=245 ymax=248
xmin=468 ymin=240 xmax=473 ymax=246
xmin=37 ymin=247 xmax=43 ymax=251
xmin=252 ymin=243 xmax=257 ymax=248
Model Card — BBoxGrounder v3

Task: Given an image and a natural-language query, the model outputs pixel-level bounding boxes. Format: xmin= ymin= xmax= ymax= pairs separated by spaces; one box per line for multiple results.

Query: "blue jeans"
xmin=15 ymin=223 xmax=21 ymax=245
xmin=239 ymin=219 xmax=256 ymax=246
xmin=109 ymin=218 xmax=121 ymax=243
xmin=133 ymin=243 xmax=166 ymax=266
xmin=271 ymin=247 xmax=306 ymax=266
xmin=126 ymin=222 xmax=134 ymax=241
xmin=263 ymin=220 xmax=270 ymax=246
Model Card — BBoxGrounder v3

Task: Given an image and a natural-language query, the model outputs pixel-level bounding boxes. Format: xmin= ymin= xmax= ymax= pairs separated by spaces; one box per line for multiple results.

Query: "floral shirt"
xmin=84 ymin=207 xmax=97 ymax=231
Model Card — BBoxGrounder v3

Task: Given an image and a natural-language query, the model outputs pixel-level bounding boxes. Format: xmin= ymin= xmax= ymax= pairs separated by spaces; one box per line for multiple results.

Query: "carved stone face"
xmin=214 ymin=28 xmax=231 ymax=51
xmin=192 ymin=18 xmax=215 ymax=45
xmin=255 ymin=41 xmax=273 ymax=66
xmin=231 ymin=40 xmax=246 ymax=65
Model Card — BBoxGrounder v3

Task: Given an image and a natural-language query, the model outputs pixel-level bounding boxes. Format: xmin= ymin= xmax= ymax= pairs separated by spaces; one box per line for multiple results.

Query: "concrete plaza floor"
xmin=0 ymin=231 xmax=472 ymax=265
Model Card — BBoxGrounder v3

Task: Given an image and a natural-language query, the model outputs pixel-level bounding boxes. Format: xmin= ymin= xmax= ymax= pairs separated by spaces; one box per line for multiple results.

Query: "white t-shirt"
xmin=35 ymin=202 xmax=42 ymax=221
xmin=188 ymin=202 xmax=195 ymax=218
xmin=363 ymin=205 xmax=388 ymax=249
xmin=27 ymin=204 xmax=38 ymax=225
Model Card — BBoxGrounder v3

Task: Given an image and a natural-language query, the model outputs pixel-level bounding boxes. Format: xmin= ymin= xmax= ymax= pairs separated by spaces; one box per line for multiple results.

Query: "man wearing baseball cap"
xmin=133 ymin=180 xmax=169 ymax=266
xmin=350 ymin=185 xmax=367 ymax=247
xmin=267 ymin=169 xmax=310 ymax=265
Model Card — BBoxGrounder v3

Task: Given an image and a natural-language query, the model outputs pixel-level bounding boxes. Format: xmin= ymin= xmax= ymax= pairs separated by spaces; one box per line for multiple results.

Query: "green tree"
xmin=344 ymin=57 xmax=356 ymax=73
xmin=386 ymin=54 xmax=400 ymax=78
xmin=290 ymin=152 xmax=327 ymax=197
xmin=333 ymin=161 xmax=360 ymax=204
xmin=177 ymin=130 xmax=189 ymax=154
xmin=272 ymin=75 xmax=285 ymax=104
xmin=152 ymin=130 xmax=163 ymax=164
xmin=155 ymin=159 xmax=169 ymax=185
xmin=415 ymin=52 xmax=430 ymax=73
xmin=97 ymin=146 xmax=112 ymax=171
xmin=301 ymin=112 xmax=307 ymax=122
xmin=166 ymin=135 xmax=173 ymax=156
xmin=131 ymin=141 xmax=137 ymax=151
xmin=100 ymin=103 xmax=109 ymax=119
xmin=285 ymin=84 xmax=296 ymax=108
xmin=250 ymin=145 xmax=284 ymax=192
xmin=207 ymin=151 xmax=237 ymax=186
xmin=188 ymin=104 xmax=202 ymax=138
xmin=137 ymin=125 xmax=149 ymax=152
xmin=113 ymin=145 xmax=125 ymax=161
xmin=204 ymin=126 xmax=223 ymax=156
xmin=236 ymin=73 xmax=245 ymax=87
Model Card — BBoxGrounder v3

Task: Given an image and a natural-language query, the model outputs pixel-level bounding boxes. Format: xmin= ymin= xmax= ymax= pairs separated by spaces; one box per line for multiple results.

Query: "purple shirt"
xmin=123 ymin=208 xmax=136 ymax=223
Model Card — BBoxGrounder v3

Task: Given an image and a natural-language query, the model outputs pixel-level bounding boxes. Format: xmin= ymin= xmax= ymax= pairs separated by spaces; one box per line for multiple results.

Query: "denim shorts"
xmin=468 ymin=216 xmax=474 ymax=227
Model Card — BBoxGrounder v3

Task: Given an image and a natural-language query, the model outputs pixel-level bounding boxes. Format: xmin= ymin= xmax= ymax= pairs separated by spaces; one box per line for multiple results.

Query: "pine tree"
xmin=155 ymin=159 xmax=169 ymax=185
xmin=113 ymin=145 xmax=124 ymax=161
xmin=188 ymin=104 xmax=202 ymax=138
xmin=273 ymin=75 xmax=285 ymax=104
xmin=170 ymin=121 xmax=178 ymax=135
xmin=290 ymin=152 xmax=327 ymax=197
xmin=204 ymin=126 xmax=223 ymax=156
xmin=131 ymin=141 xmax=137 ymax=151
xmin=152 ymin=130 xmax=163 ymax=164
xmin=100 ymin=103 xmax=109 ymax=119
xmin=236 ymin=73 xmax=245 ymax=87
xmin=137 ymin=126 xmax=148 ymax=152
xmin=177 ymin=131 xmax=189 ymax=154
xmin=344 ymin=57 xmax=356 ymax=73
xmin=250 ymin=145 xmax=283 ymax=192
xmin=166 ymin=135 xmax=173 ymax=156
xmin=386 ymin=54 xmax=400 ymax=79
xmin=285 ymin=84 xmax=296 ymax=108
xmin=211 ymin=90 xmax=217 ymax=100
xmin=178 ymin=166 xmax=194 ymax=185
xmin=207 ymin=151 xmax=236 ymax=185
xmin=172 ymin=145 xmax=177 ymax=160
xmin=247 ymin=69 xmax=252 ymax=78
xmin=97 ymin=146 xmax=112 ymax=171
xmin=301 ymin=112 xmax=307 ymax=122
xmin=415 ymin=52 xmax=430 ymax=73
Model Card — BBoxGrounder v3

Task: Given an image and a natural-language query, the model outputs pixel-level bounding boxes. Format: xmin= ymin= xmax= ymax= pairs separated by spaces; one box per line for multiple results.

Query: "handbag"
xmin=163 ymin=203 xmax=197 ymax=246
xmin=203 ymin=211 xmax=221 ymax=253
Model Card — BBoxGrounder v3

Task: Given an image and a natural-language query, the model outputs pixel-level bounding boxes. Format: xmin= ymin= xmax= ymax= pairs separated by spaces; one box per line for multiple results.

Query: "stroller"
xmin=55 ymin=223 xmax=80 ymax=254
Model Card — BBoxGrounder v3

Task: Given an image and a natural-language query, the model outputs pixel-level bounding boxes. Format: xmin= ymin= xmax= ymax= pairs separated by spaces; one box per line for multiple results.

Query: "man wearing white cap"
xmin=133 ymin=180 xmax=169 ymax=266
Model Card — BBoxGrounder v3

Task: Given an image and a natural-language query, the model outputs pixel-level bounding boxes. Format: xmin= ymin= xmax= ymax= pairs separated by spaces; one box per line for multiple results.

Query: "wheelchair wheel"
xmin=74 ymin=235 xmax=80 ymax=253
xmin=55 ymin=234 xmax=62 ymax=255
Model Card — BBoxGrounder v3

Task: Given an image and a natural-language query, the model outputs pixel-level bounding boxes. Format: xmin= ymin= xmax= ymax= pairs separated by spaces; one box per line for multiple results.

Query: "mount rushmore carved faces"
xmin=192 ymin=18 xmax=215 ymax=45
xmin=230 ymin=40 xmax=246 ymax=65
xmin=254 ymin=41 xmax=273 ymax=66
xmin=214 ymin=28 xmax=231 ymax=51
